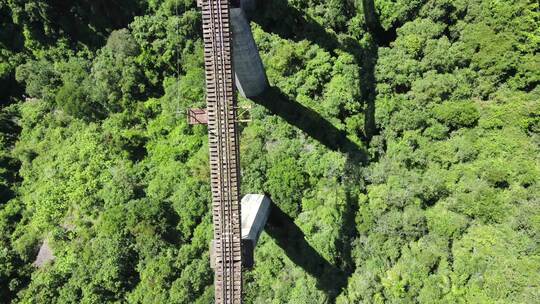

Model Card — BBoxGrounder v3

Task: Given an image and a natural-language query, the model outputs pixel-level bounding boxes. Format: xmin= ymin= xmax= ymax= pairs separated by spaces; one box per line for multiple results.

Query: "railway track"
xmin=201 ymin=1 xmax=243 ymax=303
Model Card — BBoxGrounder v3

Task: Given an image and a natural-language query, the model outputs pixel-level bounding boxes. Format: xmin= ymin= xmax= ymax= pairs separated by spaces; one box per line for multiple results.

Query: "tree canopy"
xmin=0 ymin=0 xmax=538 ymax=303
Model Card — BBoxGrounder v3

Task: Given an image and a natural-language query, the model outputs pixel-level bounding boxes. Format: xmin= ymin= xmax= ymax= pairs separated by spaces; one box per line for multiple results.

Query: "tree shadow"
xmin=20 ymin=1 xmax=147 ymax=48
xmin=0 ymin=108 xmax=21 ymax=206
xmin=265 ymin=201 xmax=348 ymax=300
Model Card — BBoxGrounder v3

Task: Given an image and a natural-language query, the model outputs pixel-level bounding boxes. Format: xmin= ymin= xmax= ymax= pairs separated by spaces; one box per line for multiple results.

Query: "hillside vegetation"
xmin=0 ymin=0 xmax=539 ymax=303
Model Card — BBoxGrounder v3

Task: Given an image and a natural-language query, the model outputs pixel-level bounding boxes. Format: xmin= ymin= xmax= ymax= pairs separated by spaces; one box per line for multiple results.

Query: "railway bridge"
xmin=196 ymin=0 xmax=268 ymax=303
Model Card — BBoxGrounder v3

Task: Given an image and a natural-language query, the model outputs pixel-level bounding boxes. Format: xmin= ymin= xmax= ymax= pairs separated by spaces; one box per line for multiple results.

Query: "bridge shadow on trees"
xmin=252 ymin=87 xmax=367 ymax=162
xmin=251 ymin=0 xmax=400 ymax=142
xmin=251 ymin=0 xmax=344 ymax=52
xmin=247 ymin=0 xmax=403 ymax=299
xmin=250 ymin=87 xmax=364 ymax=300
xmin=264 ymin=201 xmax=348 ymax=300
xmin=252 ymin=0 xmax=398 ymax=48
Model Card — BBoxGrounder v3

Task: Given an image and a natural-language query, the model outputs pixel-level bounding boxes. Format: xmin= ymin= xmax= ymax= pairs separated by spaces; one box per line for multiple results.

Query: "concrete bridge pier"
xmin=230 ymin=7 xmax=269 ymax=98
xmin=211 ymin=194 xmax=271 ymax=269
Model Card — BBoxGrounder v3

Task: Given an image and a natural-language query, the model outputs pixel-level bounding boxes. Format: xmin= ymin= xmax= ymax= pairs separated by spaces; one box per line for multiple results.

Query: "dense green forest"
xmin=1 ymin=0 xmax=539 ymax=303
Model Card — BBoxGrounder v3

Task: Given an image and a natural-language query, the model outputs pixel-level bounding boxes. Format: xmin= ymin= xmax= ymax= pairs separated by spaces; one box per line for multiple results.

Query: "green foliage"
xmin=434 ymin=100 xmax=479 ymax=130
xmin=0 ymin=105 xmax=28 ymax=301
xmin=1 ymin=0 xmax=539 ymax=303
xmin=15 ymin=60 xmax=61 ymax=101
xmin=339 ymin=1 xmax=540 ymax=303
xmin=106 ymin=29 xmax=140 ymax=57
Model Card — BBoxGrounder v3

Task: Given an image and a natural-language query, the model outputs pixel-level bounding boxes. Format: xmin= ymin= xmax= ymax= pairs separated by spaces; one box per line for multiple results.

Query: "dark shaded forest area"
xmin=1 ymin=0 xmax=539 ymax=303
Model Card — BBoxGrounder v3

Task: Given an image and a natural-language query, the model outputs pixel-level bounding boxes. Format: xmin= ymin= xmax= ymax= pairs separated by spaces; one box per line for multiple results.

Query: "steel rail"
xmin=217 ymin=2 xmax=235 ymax=300
xmin=208 ymin=2 xmax=227 ymax=301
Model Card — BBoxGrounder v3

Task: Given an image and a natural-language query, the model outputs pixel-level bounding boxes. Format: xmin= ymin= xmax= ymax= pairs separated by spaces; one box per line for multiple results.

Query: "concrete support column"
xmin=230 ymin=8 xmax=269 ymax=98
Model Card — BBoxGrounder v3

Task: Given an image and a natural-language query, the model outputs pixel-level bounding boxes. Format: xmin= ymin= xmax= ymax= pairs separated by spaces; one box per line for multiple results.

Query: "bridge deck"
xmin=201 ymin=1 xmax=243 ymax=303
